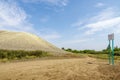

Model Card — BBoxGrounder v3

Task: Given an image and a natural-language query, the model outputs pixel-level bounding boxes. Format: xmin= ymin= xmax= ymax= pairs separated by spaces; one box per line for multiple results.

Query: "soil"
xmin=0 ymin=57 xmax=120 ymax=80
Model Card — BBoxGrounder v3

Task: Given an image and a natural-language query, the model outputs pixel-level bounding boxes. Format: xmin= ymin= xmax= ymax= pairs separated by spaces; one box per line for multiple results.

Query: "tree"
xmin=66 ymin=48 xmax=72 ymax=52
xmin=114 ymin=46 xmax=119 ymax=51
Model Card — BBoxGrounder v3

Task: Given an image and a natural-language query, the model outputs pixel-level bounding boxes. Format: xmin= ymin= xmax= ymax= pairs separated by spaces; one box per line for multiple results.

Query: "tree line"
xmin=62 ymin=46 xmax=120 ymax=56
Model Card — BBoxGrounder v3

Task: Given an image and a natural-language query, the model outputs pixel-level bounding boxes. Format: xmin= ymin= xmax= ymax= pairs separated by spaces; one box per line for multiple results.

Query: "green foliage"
xmin=65 ymin=48 xmax=72 ymax=52
xmin=61 ymin=47 xmax=120 ymax=60
xmin=0 ymin=49 xmax=51 ymax=60
xmin=87 ymin=54 xmax=108 ymax=59
xmin=63 ymin=48 xmax=98 ymax=54
xmin=82 ymin=50 xmax=95 ymax=54
xmin=63 ymin=46 xmax=120 ymax=56
xmin=114 ymin=51 xmax=120 ymax=56
xmin=114 ymin=46 xmax=120 ymax=51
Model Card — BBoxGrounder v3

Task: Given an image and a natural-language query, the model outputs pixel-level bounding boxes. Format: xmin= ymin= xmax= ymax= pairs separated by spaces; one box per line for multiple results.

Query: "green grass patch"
xmin=0 ymin=49 xmax=53 ymax=62
xmin=61 ymin=53 xmax=87 ymax=58
xmin=87 ymin=53 xmax=120 ymax=60
xmin=87 ymin=53 xmax=108 ymax=59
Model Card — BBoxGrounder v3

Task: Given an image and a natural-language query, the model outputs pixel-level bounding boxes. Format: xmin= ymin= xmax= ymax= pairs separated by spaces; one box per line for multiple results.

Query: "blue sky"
xmin=0 ymin=0 xmax=120 ymax=50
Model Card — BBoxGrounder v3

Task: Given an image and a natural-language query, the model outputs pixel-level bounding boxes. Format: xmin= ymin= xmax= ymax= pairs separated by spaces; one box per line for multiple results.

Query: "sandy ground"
xmin=0 ymin=57 xmax=120 ymax=80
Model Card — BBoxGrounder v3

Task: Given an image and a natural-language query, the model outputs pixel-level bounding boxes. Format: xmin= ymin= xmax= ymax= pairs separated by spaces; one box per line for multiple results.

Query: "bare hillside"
xmin=0 ymin=30 xmax=64 ymax=54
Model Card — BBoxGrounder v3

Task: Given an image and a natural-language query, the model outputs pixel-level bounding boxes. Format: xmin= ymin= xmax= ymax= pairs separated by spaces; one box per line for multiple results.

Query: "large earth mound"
xmin=0 ymin=30 xmax=64 ymax=54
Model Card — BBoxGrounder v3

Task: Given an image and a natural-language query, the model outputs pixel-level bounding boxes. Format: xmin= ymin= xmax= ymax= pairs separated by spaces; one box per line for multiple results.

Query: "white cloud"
xmin=22 ymin=0 xmax=69 ymax=7
xmin=70 ymin=7 xmax=120 ymax=50
xmin=0 ymin=0 xmax=61 ymax=41
xmin=72 ymin=7 xmax=120 ymax=35
xmin=71 ymin=21 xmax=83 ymax=27
xmin=95 ymin=2 xmax=105 ymax=8
xmin=85 ymin=17 xmax=120 ymax=35
xmin=89 ymin=8 xmax=118 ymax=21
xmin=0 ymin=0 xmax=35 ymax=32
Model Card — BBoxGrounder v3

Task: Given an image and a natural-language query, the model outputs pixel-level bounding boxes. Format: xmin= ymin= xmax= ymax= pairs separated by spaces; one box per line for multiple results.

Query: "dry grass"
xmin=0 ymin=30 xmax=65 ymax=54
xmin=0 ymin=57 xmax=119 ymax=80
xmin=98 ymin=64 xmax=120 ymax=80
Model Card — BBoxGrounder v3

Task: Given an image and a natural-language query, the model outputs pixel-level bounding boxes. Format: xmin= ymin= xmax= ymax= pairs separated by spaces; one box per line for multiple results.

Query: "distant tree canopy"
xmin=62 ymin=46 xmax=120 ymax=56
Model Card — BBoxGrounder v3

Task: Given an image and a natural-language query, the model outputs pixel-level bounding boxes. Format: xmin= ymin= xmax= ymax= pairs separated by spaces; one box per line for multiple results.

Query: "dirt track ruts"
xmin=0 ymin=57 xmax=119 ymax=80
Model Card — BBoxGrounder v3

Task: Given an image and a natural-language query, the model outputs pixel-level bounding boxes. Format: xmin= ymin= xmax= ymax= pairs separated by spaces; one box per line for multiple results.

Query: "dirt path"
xmin=0 ymin=57 xmax=119 ymax=80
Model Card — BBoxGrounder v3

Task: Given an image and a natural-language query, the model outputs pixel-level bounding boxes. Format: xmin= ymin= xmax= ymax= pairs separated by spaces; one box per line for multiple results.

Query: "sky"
xmin=0 ymin=0 xmax=120 ymax=50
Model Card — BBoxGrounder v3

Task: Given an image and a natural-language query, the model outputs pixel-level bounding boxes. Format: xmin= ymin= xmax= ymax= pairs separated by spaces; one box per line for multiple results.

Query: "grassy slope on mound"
xmin=0 ymin=49 xmax=86 ymax=62
xmin=0 ymin=49 xmax=52 ymax=61
xmin=0 ymin=30 xmax=64 ymax=53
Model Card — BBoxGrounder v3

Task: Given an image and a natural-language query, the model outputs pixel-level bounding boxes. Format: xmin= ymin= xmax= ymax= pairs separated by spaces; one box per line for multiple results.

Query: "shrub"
xmin=0 ymin=49 xmax=50 ymax=60
xmin=114 ymin=51 xmax=120 ymax=56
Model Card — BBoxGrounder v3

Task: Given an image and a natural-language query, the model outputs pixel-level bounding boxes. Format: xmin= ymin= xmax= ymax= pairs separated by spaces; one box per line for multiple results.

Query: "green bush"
xmin=114 ymin=51 xmax=120 ymax=56
xmin=63 ymin=47 xmax=120 ymax=55
xmin=0 ymin=49 xmax=50 ymax=60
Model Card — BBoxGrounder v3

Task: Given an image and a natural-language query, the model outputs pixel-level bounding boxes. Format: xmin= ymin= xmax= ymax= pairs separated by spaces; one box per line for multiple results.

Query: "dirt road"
xmin=0 ymin=57 xmax=119 ymax=80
